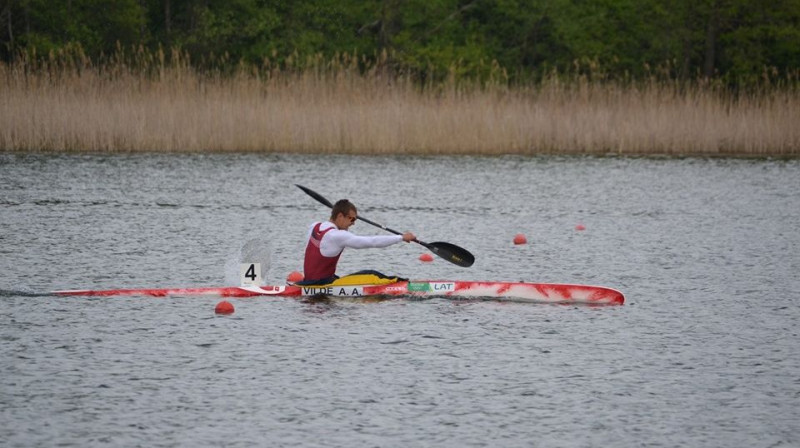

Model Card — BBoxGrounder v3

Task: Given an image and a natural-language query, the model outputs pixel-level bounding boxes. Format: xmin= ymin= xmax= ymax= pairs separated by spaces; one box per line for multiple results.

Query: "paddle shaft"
xmin=295 ymin=184 xmax=474 ymax=267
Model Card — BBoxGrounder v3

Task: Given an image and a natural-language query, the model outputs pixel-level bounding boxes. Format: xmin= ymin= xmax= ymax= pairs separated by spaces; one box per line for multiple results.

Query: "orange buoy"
xmin=419 ymin=253 xmax=434 ymax=262
xmin=215 ymin=301 xmax=234 ymax=315
xmin=575 ymin=224 xmax=586 ymax=231
xmin=513 ymin=233 xmax=527 ymax=245
xmin=286 ymin=271 xmax=304 ymax=283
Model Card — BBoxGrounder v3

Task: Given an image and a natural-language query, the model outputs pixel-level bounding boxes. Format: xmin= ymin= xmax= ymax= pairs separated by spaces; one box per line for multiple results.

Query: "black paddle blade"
xmin=296 ymin=184 xmax=333 ymax=208
xmin=425 ymin=241 xmax=475 ymax=267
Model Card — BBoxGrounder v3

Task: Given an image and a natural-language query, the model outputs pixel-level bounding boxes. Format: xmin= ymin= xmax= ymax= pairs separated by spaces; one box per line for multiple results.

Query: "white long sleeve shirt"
xmin=306 ymin=221 xmax=404 ymax=257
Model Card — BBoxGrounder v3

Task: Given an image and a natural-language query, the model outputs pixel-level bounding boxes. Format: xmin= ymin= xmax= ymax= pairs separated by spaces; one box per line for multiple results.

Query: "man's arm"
xmin=320 ymin=230 xmax=403 ymax=257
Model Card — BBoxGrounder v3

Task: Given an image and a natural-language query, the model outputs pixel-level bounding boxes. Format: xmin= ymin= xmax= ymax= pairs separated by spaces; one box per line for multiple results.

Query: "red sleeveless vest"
xmin=303 ymin=222 xmax=341 ymax=281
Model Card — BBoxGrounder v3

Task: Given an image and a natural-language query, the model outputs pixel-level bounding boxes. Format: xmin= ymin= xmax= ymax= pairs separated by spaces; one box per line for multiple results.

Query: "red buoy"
xmin=215 ymin=301 xmax=235 ymax=315
xmin=575 ymin=224 xmax=586 ymax=231
xmin=419 ymin=253 xmax=434 ymax=262
xmin=513 ymin=233 xmax=527 ymax=245
xmin=286 ymin=271 xmax=304 ymax=283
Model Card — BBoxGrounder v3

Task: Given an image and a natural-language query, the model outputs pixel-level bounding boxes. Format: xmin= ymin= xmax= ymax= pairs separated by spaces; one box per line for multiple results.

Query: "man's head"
xmin=330 ymin=199 xmax=357 ymax=230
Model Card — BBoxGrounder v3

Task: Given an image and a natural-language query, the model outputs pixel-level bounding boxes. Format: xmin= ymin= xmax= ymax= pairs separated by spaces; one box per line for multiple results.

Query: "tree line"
xmin=2 ymin=0 xmax=798 ymax=86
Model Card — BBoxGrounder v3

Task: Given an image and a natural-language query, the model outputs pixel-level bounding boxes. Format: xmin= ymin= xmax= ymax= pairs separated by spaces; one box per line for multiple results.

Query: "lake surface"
xmin=1 ymin=153 xmax=799 ymax=447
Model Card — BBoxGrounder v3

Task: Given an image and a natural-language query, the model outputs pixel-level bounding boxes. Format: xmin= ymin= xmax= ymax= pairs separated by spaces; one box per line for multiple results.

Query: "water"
xmin=1 ymin=153 xmax=799 ymax=447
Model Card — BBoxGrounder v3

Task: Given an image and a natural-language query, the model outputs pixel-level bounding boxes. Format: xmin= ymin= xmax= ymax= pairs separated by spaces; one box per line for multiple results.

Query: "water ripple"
xmin=1 ymin=154 xmax=799 ymax=447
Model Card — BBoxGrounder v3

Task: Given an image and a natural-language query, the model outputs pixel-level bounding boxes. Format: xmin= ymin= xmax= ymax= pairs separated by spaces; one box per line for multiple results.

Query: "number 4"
xmin=245 ymin=264 xmax=257 ymax=281
xmin=240 ymin=263 xmax=261 ymax=286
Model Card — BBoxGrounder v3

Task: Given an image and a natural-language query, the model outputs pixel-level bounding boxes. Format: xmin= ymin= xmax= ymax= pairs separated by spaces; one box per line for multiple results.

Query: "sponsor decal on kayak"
xmin=407 ymin=282 xmax=456 ymax=292
xmin=302 ymin=286 xmax=364 ymax=296
xmin=407 ymin=282 xmax=431 ymax=292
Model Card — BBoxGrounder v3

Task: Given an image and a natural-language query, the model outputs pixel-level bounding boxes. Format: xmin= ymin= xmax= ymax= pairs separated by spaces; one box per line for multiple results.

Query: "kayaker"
xmin=299 ymin=199 xmax=415 ymax=285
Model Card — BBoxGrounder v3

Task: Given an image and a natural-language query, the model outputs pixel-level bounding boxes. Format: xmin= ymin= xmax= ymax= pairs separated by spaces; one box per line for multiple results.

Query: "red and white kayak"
xmin=53 ymin=280 xmax=625 ymax=305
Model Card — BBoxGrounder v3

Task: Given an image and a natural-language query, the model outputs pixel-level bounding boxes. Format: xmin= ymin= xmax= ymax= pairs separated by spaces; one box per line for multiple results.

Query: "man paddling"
xmin=299 ymin=199 xmax=415 ymax=285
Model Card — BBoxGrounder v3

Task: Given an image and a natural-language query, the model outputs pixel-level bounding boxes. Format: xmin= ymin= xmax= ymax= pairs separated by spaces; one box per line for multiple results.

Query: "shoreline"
xmin=3 ymin=148 xmax=798 ymax=160
xmin=4 ymin=148 xmax=797 ymax=161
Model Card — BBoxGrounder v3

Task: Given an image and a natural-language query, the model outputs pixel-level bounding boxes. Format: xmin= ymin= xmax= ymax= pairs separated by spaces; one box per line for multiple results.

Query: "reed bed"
xmin=1 ymin=54 xmax=798 ymax=157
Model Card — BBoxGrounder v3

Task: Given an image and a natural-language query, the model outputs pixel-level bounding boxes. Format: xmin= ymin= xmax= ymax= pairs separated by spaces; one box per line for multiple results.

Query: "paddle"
xmin=296 ymin=184 xmax=475 ymax=267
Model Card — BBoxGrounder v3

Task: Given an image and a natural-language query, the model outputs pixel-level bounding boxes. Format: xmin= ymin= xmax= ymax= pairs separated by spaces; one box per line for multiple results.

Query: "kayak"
xmin=53 ymin=187 xmax=627 ymax=306
xmin=53 ymin=279 xmax=625 ymax=305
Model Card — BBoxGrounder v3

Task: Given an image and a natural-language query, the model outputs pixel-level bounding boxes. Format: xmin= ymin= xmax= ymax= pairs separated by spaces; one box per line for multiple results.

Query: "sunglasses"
xmin=348 ymin=215 xmax=357 ymax=223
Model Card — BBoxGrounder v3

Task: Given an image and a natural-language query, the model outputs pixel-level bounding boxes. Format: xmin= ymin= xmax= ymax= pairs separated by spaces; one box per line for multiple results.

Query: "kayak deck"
xmin=53 ymin=281 xmax=625 ymax=305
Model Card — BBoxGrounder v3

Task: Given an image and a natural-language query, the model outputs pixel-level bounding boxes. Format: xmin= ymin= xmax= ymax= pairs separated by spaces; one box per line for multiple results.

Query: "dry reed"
xmin=1 ymin=52 xmax=798 ymax=157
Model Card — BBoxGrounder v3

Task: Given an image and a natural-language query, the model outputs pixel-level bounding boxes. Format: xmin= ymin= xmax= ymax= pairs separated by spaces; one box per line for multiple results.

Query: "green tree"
xmin=3 ymin=0 xmax=145 ymax=58
xmin=716 ymin=0 xmax=800 ymax=82
xmin=144 ymin=0 xmax=281 ymax=64
xmin=2 ymin=0 xmax=798 ymax=85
